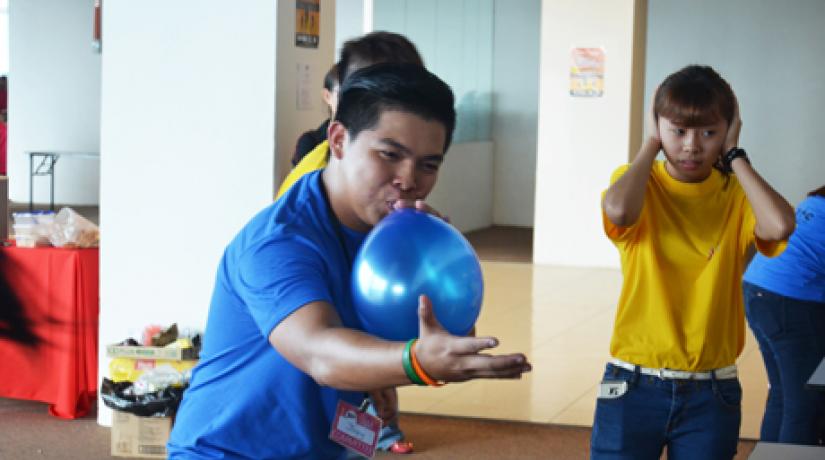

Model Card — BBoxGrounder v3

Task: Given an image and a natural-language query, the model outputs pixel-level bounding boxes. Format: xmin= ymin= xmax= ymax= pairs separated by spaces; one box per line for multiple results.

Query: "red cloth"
xmin=0 ymin=246 xmax=99 ymax=419
xmin=0 ymin=122 xmax=6 ymax=176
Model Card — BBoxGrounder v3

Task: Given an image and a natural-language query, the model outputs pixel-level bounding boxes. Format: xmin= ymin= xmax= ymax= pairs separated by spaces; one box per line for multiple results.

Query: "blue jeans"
xmin=591 ymin=363 xmax=741 ymax=460
xmin=744 ymin=281 xmax=825 ymax=445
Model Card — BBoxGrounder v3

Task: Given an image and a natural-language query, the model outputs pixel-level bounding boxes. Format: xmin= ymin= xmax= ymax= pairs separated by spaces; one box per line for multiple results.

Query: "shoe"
xmin=388 ymin=441 xmax=414 ymax=454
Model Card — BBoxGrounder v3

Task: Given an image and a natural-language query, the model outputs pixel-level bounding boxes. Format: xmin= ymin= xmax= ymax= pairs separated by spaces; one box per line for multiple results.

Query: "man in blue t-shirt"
xmin=167 ymin=64 xmax=532 ymax=460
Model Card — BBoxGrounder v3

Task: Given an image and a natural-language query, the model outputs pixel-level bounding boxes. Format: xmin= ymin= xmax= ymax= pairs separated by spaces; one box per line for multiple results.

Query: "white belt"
xmin=610 ymin=358 xmax=737 ymax=380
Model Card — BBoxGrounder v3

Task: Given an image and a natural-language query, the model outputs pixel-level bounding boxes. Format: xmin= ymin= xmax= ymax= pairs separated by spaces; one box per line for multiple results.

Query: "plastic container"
xmin=12 ymin=212 xmax=36 ymax=225
xmin=34 ymin=210 xmax=56 ymax=226
xmin=10 ymin=211 xmax=56 ymax=247
xmin=13 ymin=223 xmax=37 ymax=248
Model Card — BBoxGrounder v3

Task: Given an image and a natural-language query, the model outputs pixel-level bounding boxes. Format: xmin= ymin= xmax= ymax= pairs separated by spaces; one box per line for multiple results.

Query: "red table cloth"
xmin=0 ymin=246 xmax=99 ymax=418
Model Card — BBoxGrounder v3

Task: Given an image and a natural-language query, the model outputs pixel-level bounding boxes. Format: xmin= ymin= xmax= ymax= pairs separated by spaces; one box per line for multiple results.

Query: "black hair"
xmin=323 ymin=64 xmax=338 ymax=91
xmin=334 ymin=63 xmax=456 ymax=153
xmin=337 ymin=31 xmax=424 ymax=85
xmin=809 ymin=185 xmax=825 ymax=197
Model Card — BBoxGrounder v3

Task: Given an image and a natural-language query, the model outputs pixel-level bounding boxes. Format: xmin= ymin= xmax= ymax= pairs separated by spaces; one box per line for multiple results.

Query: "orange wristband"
xmin=410 ymin=340 xmax=444 ymax=387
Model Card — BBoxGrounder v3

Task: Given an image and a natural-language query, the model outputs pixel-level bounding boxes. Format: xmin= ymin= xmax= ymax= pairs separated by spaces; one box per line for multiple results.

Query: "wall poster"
xmin=295 ymin=0 xmax=320 ymax=48
xmin=570 ymin=48 xmax=604 ymax=97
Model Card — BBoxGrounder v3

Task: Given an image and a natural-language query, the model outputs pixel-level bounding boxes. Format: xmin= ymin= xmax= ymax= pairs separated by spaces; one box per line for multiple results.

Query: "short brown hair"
xmin=655 ymin=65 xmax=735 ymax=127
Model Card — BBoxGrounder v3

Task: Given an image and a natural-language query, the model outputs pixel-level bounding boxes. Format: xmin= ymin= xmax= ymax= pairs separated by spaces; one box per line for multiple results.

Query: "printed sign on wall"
xmin=570 ymin=48 xmax=605 ymax=97
xmin=295 ymin=0 xmax=320 ymax=48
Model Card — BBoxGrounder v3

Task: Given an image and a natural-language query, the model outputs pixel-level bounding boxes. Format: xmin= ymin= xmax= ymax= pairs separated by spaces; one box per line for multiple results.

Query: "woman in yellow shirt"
xmin=593 ymin=65 xmax=795 ymax=459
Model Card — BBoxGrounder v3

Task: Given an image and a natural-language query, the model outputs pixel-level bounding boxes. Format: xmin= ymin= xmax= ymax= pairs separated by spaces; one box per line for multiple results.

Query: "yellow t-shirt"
xmin=276 ymin=140 xmax=330 ymax=199
xmin=603 ymin=161 xmax=786 ymax=371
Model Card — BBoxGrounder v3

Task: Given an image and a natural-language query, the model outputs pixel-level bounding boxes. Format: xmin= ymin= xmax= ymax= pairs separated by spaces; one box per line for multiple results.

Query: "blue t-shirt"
xmin=744 ymin=195 xmax=825 ymax=303
xmin=167 ymin=170 xmax=367 ymax=460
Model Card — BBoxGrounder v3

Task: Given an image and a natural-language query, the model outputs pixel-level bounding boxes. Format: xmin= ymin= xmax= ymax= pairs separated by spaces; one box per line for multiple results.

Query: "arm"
xmin=602 ymin=138 xmax=659 ymax=227
xmin=602 ymin=95 xmax=660 ymax=227
xmin=724 ymin=104 xmax=795 ymax=241
xmin=730 ymin=159 xmax=794 ymax=241
xmin=269 ymin=295 xmax=530 ymax=392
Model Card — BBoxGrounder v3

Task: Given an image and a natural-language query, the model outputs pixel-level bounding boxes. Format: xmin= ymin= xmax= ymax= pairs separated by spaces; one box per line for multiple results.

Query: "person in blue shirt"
xmin=167 ymin=63 xmax=532 ymax=460
xmin=743 ymin=184 xmax=825 ymax=446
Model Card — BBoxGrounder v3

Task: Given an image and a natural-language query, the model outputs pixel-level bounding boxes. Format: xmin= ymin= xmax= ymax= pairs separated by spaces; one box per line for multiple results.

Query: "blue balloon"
xmin=351 ymin=208 xmax=484 ymax=341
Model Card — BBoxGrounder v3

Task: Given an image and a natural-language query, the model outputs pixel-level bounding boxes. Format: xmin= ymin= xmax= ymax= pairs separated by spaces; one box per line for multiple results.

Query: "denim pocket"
xmin=591 ymin=368 xmax=654 ymax=457
xmin=597 ymin=364 xmax=634 ymax=402
xmin=712 ymin=378 xmax=742 ymax=409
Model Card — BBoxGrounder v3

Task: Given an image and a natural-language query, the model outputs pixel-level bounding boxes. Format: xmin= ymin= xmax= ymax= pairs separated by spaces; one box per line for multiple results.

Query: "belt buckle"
xmin=657 ymin=368 xmax=666 ymax=379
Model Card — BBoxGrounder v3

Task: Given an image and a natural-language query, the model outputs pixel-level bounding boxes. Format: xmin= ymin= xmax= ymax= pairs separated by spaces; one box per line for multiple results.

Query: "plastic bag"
xmin=48 ymin=207 xmax=99 ymax=248
xmin=129 ymin=365 xmax=192 ymax=396
xmin=109 ymin=357 xmax=197 ymax=384
xmin=100 ymin=378 xmax=186 ymax=417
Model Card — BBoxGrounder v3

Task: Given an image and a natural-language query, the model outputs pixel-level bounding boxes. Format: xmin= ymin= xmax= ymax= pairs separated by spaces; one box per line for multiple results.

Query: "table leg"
xmin=50 ymin=156 xmax=55 ymax=211
xmin=29 ymin=153 xmax=34 ymax=212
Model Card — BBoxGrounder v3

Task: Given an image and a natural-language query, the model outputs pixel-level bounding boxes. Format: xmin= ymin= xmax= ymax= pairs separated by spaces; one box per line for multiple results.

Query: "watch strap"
xmin=720 ymin=147 xmax=749 ymax=173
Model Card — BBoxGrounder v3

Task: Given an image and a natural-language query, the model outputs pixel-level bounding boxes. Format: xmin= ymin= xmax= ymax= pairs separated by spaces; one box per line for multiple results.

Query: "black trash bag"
xmin=100 ymin=378 xmax=187 ymax=417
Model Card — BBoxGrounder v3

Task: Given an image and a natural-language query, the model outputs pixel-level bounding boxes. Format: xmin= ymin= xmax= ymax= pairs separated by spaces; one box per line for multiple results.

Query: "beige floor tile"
xmin=407 ymin=375 xmax=572 ymax=422
xmin=529 ymin=307 xmax=615 ymax=356
xmin=743 ymin=325 xmax=759 ymax=355
xmin=473 ymin=303 xmax=607 ymax=354
xmin=398 ymin=382 xmax=472 ymax=413
xmin=532 ymin=266 xmax=622 ymax=309
xmin=551 ymin=386 xmax=599 ymax=426
xmin=481 ymin=261 xmax=534 ymax=306
xmin=737 ymin=347 xmax=769 ymax=440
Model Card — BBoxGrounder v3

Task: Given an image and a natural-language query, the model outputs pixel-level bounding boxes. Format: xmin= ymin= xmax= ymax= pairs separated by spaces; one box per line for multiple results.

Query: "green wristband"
xmin=402 ymin=339 xmax=426 ymax=386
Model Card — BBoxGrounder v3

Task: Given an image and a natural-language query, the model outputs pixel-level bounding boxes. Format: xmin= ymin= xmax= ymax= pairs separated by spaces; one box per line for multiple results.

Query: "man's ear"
xmin=327 ymin=121 xmax=348 ymax=160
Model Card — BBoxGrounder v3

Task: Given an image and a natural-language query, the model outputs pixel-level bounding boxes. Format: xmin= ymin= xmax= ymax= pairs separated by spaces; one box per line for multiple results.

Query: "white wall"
xmin=491 ymin=0 xmax=539 ymax=227
xmin=427 ymin=141 xmax=494 ymax=233
xmin=98 ymin=0 xmax=277 ymax=425
xmin=371 ymin=0 xmax=495 ymax=232
xmin=646 ymin=0 xmax=825 ymax=205
xmin=8 ymin=0 xmax=100 ymax=205
xmin=374 ymin=0 xmax=494 ymax=144
xmin=533 ymin=0 xmax=643 ymax=267
xmin=0 ymin=1 xmax=8 ymax=74
xmin=335 ymin=0 xmax=367 ymax=55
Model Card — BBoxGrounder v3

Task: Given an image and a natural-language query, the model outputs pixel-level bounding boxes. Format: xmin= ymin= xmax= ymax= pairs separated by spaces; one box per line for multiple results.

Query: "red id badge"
xmin=329 ymin=400 xmax=382 ymax=458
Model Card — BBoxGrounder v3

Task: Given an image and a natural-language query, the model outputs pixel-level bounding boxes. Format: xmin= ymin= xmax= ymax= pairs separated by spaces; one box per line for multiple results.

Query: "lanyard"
xmin=319 ymin=177 xmax=353 ymax=268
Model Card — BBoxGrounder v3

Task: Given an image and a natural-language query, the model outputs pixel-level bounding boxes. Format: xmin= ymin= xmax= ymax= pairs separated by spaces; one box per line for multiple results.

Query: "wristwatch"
xmin=720 ymin=147 xmax=749 ymax=173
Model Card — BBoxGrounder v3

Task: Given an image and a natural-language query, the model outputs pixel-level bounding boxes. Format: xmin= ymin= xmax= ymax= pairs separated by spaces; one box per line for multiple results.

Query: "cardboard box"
xmin=107 ymin=344 xmax=198 ymax=361
xmin=111 ymin=411 xmax=172 ymax=459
